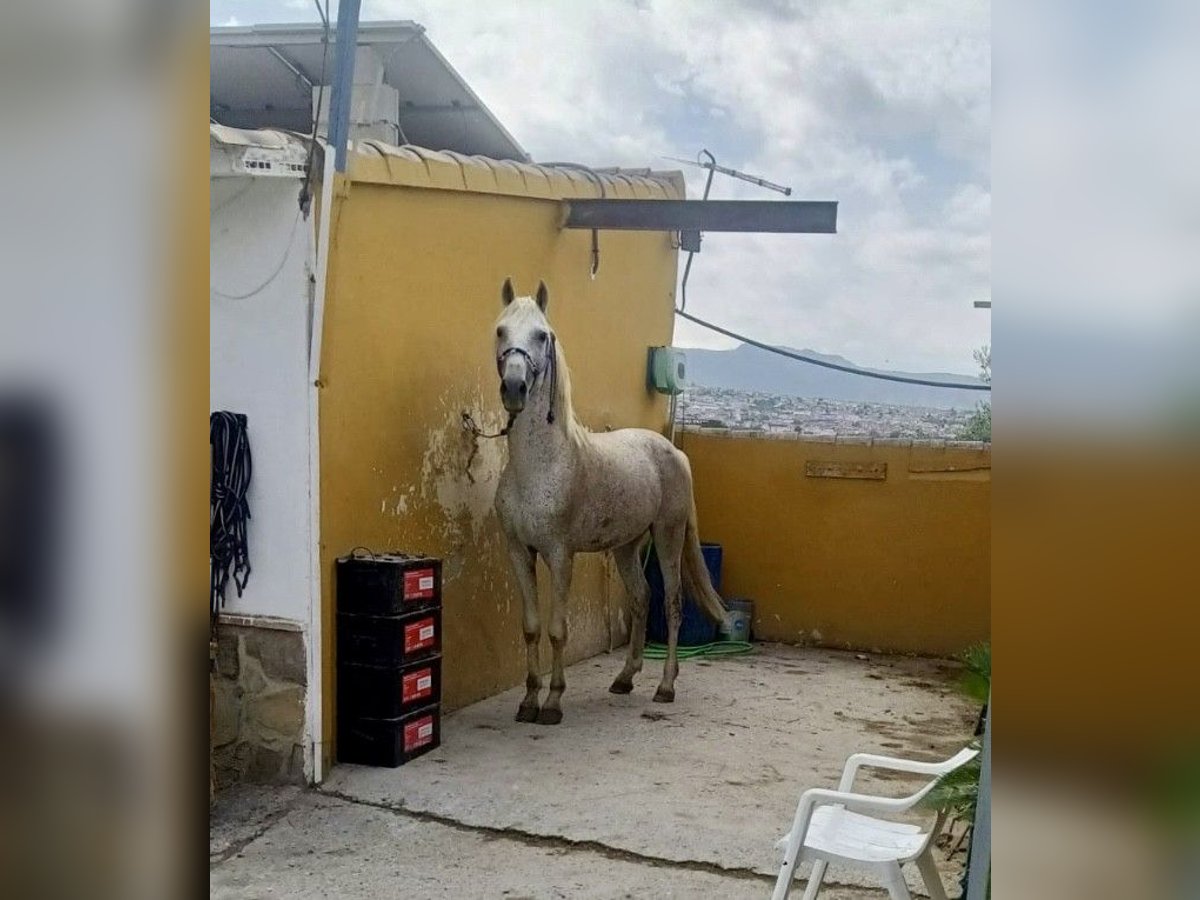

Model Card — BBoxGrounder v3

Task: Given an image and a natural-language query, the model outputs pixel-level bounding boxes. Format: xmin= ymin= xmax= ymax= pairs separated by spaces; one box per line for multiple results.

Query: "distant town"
xmin=677 ymin=384 xmax=978 ymax=440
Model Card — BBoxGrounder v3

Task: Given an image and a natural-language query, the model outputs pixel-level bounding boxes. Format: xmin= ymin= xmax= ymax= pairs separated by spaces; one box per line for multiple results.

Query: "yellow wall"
xmin=318 ymin=168 xmax=679 ymax=760
xmin=679 ymin=431 xmax=990 ymax=656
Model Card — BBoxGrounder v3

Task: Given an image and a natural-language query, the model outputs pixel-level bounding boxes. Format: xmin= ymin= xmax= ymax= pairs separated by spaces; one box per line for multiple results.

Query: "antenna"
xmin=662 ymin=154 xmax=792 ymax=196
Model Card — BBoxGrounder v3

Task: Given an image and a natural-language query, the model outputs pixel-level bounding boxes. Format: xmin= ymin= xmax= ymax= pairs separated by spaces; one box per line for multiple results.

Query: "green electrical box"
xmin=647 ymin=347 xmax=687 ymax=395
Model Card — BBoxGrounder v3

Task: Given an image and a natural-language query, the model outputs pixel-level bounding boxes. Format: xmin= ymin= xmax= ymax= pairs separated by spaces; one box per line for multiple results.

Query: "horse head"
xmin=495 ymin=278 xmax=555 ymax=420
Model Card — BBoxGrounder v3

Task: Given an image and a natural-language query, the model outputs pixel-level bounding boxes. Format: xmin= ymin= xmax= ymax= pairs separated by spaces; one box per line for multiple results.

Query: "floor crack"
xmin=318 ymin=786 xmax=775 ymax=885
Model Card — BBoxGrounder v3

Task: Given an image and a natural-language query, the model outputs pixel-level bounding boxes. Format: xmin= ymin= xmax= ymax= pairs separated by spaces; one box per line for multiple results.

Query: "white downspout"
xmin=305 ymin=146 xmax=335 ymax=784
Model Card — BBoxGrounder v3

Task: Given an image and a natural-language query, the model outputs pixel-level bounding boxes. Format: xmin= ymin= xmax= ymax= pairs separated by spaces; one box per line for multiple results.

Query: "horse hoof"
xmin=515 ymin=704 xmax=540 ymax=723
xmin=652 ymin=687 xmax=675 ymax=703
xmin=536 ymin=707 xmax=563 ymax=725
xmin=609 ymin=678 xmax=633 ymax=694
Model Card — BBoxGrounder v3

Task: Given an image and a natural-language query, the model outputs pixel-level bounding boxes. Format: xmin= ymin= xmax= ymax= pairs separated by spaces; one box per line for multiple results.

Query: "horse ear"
xmin=501 ymin=277 xmax=515 ymax=306
xmin=535 ymin=280 xmax=549 ymax=312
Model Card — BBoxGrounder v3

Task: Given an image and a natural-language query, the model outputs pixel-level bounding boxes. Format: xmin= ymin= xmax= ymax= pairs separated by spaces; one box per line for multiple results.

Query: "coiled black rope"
xmin=210 ymin=412 xmax=252 ymax=622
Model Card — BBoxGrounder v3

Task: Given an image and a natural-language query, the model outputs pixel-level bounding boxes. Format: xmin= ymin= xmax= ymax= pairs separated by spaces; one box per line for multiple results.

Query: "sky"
xmin=211 ymin=0 xmax=991 ymax=375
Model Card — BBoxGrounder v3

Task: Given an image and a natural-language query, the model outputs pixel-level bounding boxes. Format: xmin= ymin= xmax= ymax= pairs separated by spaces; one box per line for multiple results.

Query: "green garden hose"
xmin=642 ymin=640 xmax=753 ymax=660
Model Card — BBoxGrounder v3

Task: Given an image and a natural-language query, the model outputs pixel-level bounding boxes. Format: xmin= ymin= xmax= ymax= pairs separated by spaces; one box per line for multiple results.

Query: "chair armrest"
xmin=804 ymin=786 xmax=924 ymax=815
xmin=837 ymin=747 xmax=978 ymax=791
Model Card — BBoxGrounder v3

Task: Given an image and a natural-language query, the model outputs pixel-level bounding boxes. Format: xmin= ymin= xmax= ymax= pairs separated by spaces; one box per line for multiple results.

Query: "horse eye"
xmin=534 ymin=330 xmax=548 ymax=343
xmin=496 ymin=327 xmax=505 ymax=339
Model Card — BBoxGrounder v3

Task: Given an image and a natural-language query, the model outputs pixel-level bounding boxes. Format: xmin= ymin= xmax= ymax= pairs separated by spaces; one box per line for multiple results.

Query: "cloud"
xmin=356 ymin=1 xmax=992 ymax=369
xmin=996 ymin=0 xmax=1199 ymax=337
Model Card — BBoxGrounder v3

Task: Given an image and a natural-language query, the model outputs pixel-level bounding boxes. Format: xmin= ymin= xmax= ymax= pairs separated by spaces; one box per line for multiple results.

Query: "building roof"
xmin=210 ymin=124 xmax=684 ymax=201
xmin=210 ymin=21 xmax=529 ymax=162
xmin=347 ymin=142 xmax=685 ymax=200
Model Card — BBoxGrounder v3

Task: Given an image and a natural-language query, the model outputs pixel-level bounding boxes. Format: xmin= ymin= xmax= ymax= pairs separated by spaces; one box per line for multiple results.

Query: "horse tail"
xmin=682 ymin=501 xmax=726 ymax=625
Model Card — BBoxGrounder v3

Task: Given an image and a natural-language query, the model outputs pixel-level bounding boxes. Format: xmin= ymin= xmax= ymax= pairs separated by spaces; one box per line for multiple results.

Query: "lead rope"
xmin=546 ymin=334 xmax=557 ymax=425
xmin=461 ymin=410 xmax=515 ymax=484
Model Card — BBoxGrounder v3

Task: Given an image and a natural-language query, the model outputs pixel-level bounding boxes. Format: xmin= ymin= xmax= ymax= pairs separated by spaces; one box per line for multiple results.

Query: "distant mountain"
xmin=681 ymin=343 xmax=984 ymax=410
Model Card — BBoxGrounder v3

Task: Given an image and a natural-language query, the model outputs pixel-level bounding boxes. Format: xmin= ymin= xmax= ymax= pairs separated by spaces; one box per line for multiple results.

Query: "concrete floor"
xmin=211 ymin=644 xmax=979 ymax=899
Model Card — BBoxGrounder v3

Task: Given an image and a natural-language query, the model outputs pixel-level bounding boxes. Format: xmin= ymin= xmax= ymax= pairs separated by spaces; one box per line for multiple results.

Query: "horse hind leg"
xmin=609 ymin=537 xmax=650 ymax=694
xmin=650 ymin=519 xmax=686 ymax=703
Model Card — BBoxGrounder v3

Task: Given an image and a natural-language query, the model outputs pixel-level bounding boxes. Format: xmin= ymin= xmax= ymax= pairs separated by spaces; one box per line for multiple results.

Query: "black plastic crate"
xmin=339 ymin=655 xmax=442 ymax=720
xmin=336 ymin=552 xmax=442 ymax=616
xmin=337 ymin=607 xmax=442 ymax=667
xmin=338 ymin=704 xmax=441 ymax=767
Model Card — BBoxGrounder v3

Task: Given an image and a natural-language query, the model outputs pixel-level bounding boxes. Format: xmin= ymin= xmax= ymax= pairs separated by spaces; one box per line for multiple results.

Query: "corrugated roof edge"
xmin=351 ymin=140 xmax=685 ymax=200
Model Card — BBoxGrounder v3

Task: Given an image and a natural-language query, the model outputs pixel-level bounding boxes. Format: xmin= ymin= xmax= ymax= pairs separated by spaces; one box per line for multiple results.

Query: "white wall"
xmin=210 ymin=175 xmax=313 ymax=623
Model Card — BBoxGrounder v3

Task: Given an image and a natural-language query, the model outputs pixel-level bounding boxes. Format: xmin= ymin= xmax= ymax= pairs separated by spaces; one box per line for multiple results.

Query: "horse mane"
xmin=550 ymin=334 xmax=590 ymax=444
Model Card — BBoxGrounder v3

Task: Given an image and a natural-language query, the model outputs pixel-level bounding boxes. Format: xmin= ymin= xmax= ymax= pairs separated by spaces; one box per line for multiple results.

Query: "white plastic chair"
xmin=771 ymin=746 xmax=979 ymax=900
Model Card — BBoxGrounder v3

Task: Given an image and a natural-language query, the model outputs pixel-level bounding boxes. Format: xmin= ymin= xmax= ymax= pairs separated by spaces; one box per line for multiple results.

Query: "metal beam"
xmin=401 ymin=102 xmax=482 ymax=114
xmin=563 ymin=199 xmax=837 ymax=233
xmin=266 ymin=46 xmax=313 ymax=90
xmin=328 ymin=0 xmax=362 ymax=172
xmin=210 ymin=22 xmax=422 ymax=49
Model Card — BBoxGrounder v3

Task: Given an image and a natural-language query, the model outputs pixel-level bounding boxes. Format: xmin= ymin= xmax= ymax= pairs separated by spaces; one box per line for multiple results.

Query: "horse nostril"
xmin=518 ymin=383 xmax=528 ymax=397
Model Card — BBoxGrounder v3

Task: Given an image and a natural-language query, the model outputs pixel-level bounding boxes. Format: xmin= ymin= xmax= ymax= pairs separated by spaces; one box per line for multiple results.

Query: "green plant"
xmin=957 ymin=403 xmax=991 ymax=442
xmin=920 ymin=640 xmax=990 ymax=898
xmin=921 ymin=750 xmax=982 ymax=822
xmin=921 ymin=642 xmax=988 ymax=821
xmin=957 ymin=346 xmax=991 ymax=442
xmin=959 ymin=641 xmax=991 ymax=709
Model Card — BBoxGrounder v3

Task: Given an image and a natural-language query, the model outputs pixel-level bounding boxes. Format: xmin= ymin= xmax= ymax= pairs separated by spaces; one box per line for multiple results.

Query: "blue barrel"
xmin=645 ymin=542 xmax=722 ymax=646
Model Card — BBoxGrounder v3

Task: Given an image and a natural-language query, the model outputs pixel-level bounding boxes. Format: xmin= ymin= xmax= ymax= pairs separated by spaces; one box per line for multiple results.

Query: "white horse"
xmin=492 ymin=278 xmax=725 ymax=725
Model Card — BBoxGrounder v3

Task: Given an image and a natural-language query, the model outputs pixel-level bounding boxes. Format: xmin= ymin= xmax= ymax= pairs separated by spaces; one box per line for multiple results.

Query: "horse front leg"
xmin=506 ymin=538 xmax=542 ymax=723
xmin=539 ymin=547 xmax=574 ymax=725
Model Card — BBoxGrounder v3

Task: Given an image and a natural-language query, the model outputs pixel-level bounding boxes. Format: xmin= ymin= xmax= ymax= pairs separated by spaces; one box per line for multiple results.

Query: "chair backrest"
xmin=910 ymin=746 xmax=980 ymax=853
xmin=908 ymin=746 xmax=980 ymax=805
xmin=932 ymin=746 xmax=980 ymax=776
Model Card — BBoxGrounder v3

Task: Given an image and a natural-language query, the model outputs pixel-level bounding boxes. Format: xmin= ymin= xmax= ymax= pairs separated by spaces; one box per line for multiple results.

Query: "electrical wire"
xmin=300 ymin=0 xmax=331 ymax=216
xmin=210 ymin=210 xmax=302 ymax=300
xmin=209 ymin=177 xmax=256 ymax=216
xmin=675 ymin=308 xmax=992 ymax=392
xmin=542 ymin=162 xmax=607 ymax=277
xmin=670 ymin=149 xmax=717 ymax=446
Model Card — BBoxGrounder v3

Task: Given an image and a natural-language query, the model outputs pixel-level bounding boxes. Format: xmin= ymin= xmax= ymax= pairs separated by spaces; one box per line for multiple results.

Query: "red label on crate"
xmin=404 ymin=617 xmax=437 ymax=654
xmin=403 ymin=568 xmax=436 ymax=601
xmin=403 ymin=715 xmax=435 ymax=751
xmin=402 ymin=668 xmax=434 ymax=704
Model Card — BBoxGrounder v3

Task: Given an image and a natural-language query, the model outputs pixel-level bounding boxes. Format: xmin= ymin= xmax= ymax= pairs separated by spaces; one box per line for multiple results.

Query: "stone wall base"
xmin=211 ymin=618 xmax=307 ymax=789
